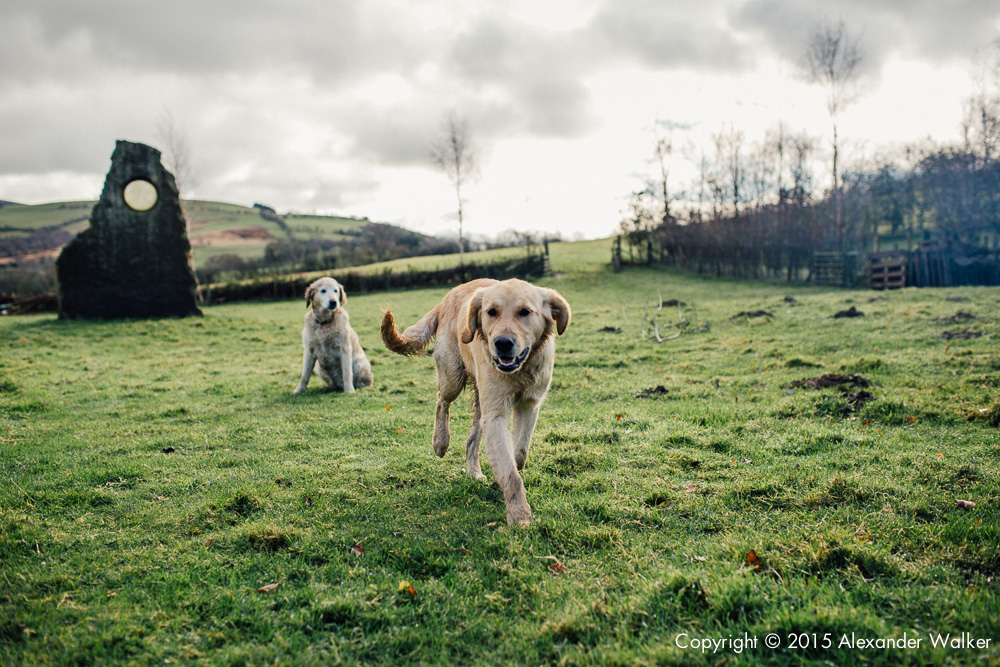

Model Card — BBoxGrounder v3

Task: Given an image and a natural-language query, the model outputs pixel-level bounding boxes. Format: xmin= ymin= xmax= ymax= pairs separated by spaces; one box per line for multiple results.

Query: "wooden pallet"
xmin=869 ymin=256 xmax=906 ymax=290
xmin=813 ymin=252 xmax=845 ymax=286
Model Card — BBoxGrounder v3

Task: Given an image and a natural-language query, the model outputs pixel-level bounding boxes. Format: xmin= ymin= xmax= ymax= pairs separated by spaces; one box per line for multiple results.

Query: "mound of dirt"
xmin=598 ymin=326 xmax=622 ymax=334
xmin=790 ymin=374 xmax=870 ymax=390
xmin=732 ymin=310 xmax=773 ymax=319
xmin=636 ymin=385 xmax=670 ymax=399
xmin=845 ymin=390 xmax=876 ymax=408
xmin=832 ymin=306 xmax=864 ymax=318
xmin=941 ymin=329 xmax=982 ymax=340
xmin=936 ymin=311 xmax=975 ymax=324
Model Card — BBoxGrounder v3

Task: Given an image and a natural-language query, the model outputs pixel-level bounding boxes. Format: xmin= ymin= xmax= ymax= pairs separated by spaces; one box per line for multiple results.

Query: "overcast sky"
xmin=2 ymin=1 xmax=998 ymax=239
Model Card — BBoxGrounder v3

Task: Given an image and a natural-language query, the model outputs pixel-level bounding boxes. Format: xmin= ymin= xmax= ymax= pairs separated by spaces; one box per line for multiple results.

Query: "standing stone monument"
xmin=56 ymin=140 xmax=202 ymax=319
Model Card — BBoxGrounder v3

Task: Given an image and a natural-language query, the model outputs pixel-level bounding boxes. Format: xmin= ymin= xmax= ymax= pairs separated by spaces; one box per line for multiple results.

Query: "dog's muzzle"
xmin=326 ymin=300 xmax=339 ymax=311
xmin=493 ymin=337 xmax=528 ymax=373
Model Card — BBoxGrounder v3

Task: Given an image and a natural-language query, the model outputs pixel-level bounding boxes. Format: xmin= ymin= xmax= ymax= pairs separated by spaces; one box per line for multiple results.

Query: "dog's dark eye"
xmin=319 ymin=289 xmax=327 ymax=294
xmin=518 ymin=308 xmax=531 ymax=317
xmin=486 ymin=307 xmax=498 ymax=317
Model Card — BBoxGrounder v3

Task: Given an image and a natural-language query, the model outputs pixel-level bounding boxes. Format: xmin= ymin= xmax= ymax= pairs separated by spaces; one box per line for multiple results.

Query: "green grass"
xmin=1 ymin=249 xmax=998 ymax=666
xmin=0 ymin=201 xmax=93 ymax=231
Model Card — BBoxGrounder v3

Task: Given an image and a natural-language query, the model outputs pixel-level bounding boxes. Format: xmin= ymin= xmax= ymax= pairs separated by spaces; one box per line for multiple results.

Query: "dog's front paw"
xmin=343 ymin=386 xmax=356 ymax=394
xmin=466 ymin=468 xmax=488 ymax=482
xmin=292 ymin=385 xmax=306 ymax=395
xmin=505 ymin=502 xmax=532 ymax=527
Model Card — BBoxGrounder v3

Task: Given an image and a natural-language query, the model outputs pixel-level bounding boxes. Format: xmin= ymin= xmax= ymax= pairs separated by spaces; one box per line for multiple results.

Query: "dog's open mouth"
xmin=493 ymin=347 xmax=529 ymax=373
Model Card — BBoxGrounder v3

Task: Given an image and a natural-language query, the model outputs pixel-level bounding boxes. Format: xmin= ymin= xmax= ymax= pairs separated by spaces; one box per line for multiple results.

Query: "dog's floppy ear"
xmin=335 ymin=280 xmax=347 ymax=306
xmin=545 ymin=288 xmax=571 ymax=335
xmin=305 ymin=283 xmax=317 ymax=309
xmin=461 ymin=289 xmax=485 ymax=345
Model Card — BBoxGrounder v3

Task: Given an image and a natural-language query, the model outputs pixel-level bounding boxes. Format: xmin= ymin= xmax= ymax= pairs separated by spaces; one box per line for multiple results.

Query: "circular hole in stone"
xmin=123 ymin=179 xmax=158 ymax=211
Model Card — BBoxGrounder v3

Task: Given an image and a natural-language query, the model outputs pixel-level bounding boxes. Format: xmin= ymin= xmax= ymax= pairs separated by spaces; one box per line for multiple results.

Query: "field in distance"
xmin=0 ymin=199 xmax=380 ymax=267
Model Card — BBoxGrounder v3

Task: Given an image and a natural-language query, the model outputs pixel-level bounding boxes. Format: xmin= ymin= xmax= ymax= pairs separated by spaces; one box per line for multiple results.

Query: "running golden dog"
xmin=380 ymin=279 xmax=571 ymax=526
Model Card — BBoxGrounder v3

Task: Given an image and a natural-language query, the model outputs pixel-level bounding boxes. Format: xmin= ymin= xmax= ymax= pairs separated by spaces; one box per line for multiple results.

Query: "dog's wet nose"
xmin=494 ymin=336 xmax=516 ymax=356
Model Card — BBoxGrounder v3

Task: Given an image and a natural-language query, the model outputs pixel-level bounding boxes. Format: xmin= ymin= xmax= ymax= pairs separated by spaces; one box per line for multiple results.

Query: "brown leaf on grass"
xmin=745 ymin=549 xmax=762 ymax=571
xmin=350 ymin=544 xmax=364 ymax=556
xmin=257 ymin=578 xmax=286 ymax=593
xmin=398 ymin=580 xmax=416 ymax=597
xmin=549 ymin=562 xmax=566 ymax=575
xmin=205 ymin=538 xmax=214 ymax=548
xmin=684 ymin=484 xmax=698 ymax=494
xmin=956 ymin=499 xmax=977 ymax=509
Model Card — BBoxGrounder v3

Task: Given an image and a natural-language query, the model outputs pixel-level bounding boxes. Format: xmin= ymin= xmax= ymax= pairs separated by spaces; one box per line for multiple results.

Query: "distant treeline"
xmin=199 ymin=253 xmax=550 ymax=305
xmin=614 ymin=137 xmax=1000 ymax=280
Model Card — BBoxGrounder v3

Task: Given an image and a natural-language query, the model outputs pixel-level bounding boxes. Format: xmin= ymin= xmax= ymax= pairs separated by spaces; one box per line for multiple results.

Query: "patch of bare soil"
xmin=0 ymin=248 xmax=60 ymax=265
xmin=790 ymin=374 xmax=870 ymax=390
xmin=636 ymin=385 xmax=669 ymax=399
xmin=941 ymin=329 xmax=982 ymax=340
xmin=936 ymin=311 xmax=975 ymax=324
xmin=731 ymin=310 xmax=773 ymax=319
xmin=190 ymin=226 xmax=274 ymax=246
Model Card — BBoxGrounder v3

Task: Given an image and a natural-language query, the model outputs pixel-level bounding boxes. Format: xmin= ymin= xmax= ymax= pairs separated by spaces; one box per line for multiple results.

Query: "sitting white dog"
xmin=293 ymin=277 xmax=373 ymax=394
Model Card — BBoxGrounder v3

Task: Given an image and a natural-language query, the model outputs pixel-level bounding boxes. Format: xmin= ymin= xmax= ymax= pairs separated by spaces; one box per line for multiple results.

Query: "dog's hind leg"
xmin=464 ymin=384 xmax=487 ymax=481
xmin=432 ymin=351 xmax=465 ymax=458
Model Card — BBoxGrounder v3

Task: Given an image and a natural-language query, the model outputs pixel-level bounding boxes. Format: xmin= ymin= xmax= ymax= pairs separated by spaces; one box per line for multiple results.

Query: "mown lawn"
xmin=1 ymin=254 xmax=998 ymax=666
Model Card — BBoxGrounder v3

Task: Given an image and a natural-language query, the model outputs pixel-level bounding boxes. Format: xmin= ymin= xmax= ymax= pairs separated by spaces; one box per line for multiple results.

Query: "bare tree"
xmin=156 ymin=109 xmax=197 ymax=200
xmin=431 ymin=112 xmax=479 ymax=266
xmin=652 ymin=121 xmax=675 ymax=223
xmin=962 ymin=39 xmax=1000 ymax=164
xmin=804 ymin=19 xmax=865 ymax=250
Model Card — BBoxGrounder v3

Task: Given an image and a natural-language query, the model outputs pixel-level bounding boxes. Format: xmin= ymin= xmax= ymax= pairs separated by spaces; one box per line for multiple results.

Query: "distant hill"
xmin=0 ymin=199 xmax=430 ymax=266
xmin=0 ymin=199 xmax=463 ymax=299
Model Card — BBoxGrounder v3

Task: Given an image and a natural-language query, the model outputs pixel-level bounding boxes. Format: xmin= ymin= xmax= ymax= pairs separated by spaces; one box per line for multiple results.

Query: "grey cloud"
xmin=446 ymin=15 xmax=597 ymax=138
xmin=734 ymin=0 xmax=999 ymax=71
xmin=585 ymin=0 xmax=751 ymax=70
xmin=338 ymin=104 xmax=443 ymax=166
xmin=1 ymin=0 xmax=424 ymax=85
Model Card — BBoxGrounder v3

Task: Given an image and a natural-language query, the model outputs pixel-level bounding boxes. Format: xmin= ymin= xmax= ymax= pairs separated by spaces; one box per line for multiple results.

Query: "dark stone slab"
xmin=56 ymin=140 xmax=202 ymax=319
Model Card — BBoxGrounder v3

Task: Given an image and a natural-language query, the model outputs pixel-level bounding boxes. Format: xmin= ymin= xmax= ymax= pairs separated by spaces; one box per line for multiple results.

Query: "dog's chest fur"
xmin=306 ymin=311 xmax=350 ymax=350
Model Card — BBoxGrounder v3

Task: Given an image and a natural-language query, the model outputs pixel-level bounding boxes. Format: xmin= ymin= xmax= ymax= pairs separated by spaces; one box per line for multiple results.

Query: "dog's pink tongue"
xmin=500 ymin=356 xmax=514 ymax=364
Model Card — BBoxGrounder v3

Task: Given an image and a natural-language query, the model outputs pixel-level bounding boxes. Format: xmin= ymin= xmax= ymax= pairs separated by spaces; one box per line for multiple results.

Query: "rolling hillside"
xmin=0 ymin=199 xmax=380 ymax=267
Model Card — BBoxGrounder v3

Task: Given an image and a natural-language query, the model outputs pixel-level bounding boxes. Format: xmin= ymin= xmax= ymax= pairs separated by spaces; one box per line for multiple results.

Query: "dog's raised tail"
xmin=380 ymin=306 xmax=439 ymax=356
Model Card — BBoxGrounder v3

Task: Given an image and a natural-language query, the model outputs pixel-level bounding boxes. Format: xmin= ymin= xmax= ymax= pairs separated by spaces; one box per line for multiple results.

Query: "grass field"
xmin=1 ymin=248 xmax=998 ymax=666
